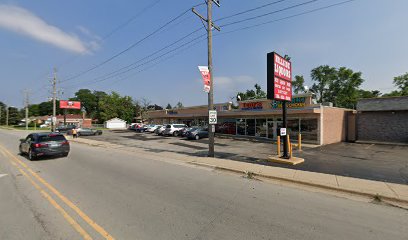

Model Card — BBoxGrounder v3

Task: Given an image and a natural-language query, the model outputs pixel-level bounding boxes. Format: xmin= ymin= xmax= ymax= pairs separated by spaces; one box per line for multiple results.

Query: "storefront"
xmin=146 ymin=94 xmax=353 ymax=145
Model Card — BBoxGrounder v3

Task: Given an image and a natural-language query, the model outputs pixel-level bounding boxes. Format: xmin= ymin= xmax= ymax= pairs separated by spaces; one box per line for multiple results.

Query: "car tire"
xmin=173 ymin=131 xmax=178 ymax=137
xmin=195 ymin=135 xmax=200 ymax=140
xmin=19 ymin=145 xmax=24 ymax=155
xmin=62 ymin=153 xmax=69 ymax=157
xmin=28 ymin=149 xmax=35 ymax=161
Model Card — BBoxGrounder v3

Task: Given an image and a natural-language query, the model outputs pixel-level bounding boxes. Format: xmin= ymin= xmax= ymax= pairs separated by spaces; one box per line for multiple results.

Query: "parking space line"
xmin=0 ymin=144 xmax=115 ymax=240
xmin=1 ymin=147 xmax=92 ymax=240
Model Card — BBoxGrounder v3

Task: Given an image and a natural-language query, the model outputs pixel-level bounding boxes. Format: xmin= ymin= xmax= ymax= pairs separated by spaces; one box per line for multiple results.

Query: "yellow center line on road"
xmin=0 ymin=144 xmax=115 ymax=240
xmin=0 ymin=147 xmax=93 ymax=240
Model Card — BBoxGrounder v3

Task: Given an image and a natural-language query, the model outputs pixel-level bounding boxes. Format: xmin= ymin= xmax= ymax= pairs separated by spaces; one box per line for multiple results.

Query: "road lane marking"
xmin=5 ymin=152 xmax=93 ymax=240
xmin=0 ymin=174 xmax=7 ymax=178
xmin=0 ymin=144 xmax=115 ymax=240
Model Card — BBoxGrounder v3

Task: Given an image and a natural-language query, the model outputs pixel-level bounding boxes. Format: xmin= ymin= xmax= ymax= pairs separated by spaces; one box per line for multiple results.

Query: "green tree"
xmin=310 ymin=65 xmax=337 ymax=103
xmin=237 ymin=84 xmax=266 ymax=101
xmin=166 ymin=103 xmax=172 ymax=109
xmin=292 ymin=75 xmax=305 ymax=94
xmin=175 ymin=102 xmax=184 ymax=109
xmin=99 ymin=92 xmax=135 ymax=123
xmin=358 ymin=90 xmax=381 ymax=99
xmin=0 ymin=101 xmax=6 ymax=125
xmin=332 ymin=67 xmax=364 ymax=108
xmin=384 ymin=73 xmax=408 ymax=96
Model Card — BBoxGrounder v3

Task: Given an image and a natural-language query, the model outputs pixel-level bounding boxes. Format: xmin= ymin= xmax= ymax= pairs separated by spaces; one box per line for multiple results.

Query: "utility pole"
xmin=192 ymin=0 xmax=220 ymax=157
xmin=0 ymin=105 xmax=2 ymax=125
xmin=6 ymin=107 xmax=9 ymax=126
xmin=24 ymin=89 xmax=30 ymax=130
xmin=52 ymin=68 xmax=57 ymax=132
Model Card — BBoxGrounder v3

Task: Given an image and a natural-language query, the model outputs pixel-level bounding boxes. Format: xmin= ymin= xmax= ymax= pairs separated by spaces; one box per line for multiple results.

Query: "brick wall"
xmin=357 ymin=111 xmax=408 ymax=143
xmin=322 ymin=107 xmax=350 ymax=145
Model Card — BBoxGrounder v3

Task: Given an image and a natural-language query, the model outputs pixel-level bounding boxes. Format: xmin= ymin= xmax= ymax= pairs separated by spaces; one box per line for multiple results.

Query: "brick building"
xmin=356 ymin=96 xmax=408 ymax=143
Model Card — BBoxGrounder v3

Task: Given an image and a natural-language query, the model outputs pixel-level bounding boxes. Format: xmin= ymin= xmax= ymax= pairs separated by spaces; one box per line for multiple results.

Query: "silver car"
xmin=162 ymin=124 xmax=188 ymax=136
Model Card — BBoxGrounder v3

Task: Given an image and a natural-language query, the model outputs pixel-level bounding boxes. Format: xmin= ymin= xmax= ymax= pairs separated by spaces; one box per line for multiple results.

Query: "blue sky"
xmin=1 ymin=0 xmax=407 ymax=108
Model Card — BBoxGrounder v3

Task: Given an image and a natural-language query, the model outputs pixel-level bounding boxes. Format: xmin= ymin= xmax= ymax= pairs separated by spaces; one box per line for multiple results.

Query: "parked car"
xmin=77 ymin=128 xmax=102 ymax=136
xmin=56 ymin=125 xmax=76 ymax=133
xmin=162 ymin=124 xmax=188 ymax=136
xmin=179 ymin=126 xmax=199 ymax=137
xmin=186 ymin=127 xmax=209 ymax=140
xmin=146 ymin=125 xmax=161 ymax=133
xmin=19 ymin=133 xmax=70 ymax=160
xmin=39 ymin=124 xmax=49 ymax=128
xmin=134 ymin=124 xmax=148 ymax=133
xmin=155 ymin=125 xmax=167 ymax=135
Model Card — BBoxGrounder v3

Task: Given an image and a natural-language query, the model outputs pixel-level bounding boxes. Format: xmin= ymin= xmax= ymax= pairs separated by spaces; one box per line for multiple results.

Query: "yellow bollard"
xmin=288 ymin=135 xmax=293 ymax=159
xmin=277 ymin=136 xmax=281 ymax=156
xmin=298 ymin=133 xmax=302 ymax=151
xmin=287 ymin=134 xmax=291 ymax=159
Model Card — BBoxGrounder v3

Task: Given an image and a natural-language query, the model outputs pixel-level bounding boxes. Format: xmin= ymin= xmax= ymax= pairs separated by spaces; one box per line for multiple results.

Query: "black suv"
xmin=19 ymin=133 xmax=70 ymax=160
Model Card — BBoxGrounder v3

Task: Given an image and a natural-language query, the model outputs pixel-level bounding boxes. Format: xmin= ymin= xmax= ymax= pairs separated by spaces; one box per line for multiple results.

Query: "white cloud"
xmin=0 ymin=4 xmax=88 ymax=54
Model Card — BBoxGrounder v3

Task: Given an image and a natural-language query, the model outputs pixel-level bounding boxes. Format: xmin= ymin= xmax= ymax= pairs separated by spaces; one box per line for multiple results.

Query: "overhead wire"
xmin=44 ymin=0 xmax=357 ymax=93
xmin=60 ymin=2 xmax=206 ymax=83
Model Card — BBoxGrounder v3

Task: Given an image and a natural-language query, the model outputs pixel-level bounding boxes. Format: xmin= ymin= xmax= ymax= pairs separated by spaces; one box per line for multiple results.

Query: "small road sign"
xmin=209 ymin=110 xmax=217 ymax=125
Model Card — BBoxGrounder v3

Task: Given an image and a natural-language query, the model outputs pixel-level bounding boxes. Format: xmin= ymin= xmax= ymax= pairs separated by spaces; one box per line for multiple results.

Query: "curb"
xmin=190 ymin=162 xmax=408 ymax=208
xmin=72 ymin=138 xmax=408 ymax=208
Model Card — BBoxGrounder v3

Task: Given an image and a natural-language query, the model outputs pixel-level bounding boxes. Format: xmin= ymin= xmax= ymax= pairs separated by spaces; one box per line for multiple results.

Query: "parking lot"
xmin=81 ymin=130 xmax=408 ymax=184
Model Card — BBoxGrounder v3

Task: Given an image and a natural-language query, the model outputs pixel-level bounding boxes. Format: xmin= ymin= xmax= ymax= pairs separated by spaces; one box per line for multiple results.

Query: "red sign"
xmin=198 ymin=66 xmax=211 ymax=93
xmin=59 ymin=100 xmax=81 ymax=109
xmin=267 ymin=52 xmax=292 ymax=101
xmin=241 ymin=102 xmax=263 ymax=110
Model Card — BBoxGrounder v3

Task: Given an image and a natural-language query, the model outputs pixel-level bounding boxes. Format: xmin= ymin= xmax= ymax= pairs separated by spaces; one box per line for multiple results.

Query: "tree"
xmin=175 ymin=102 xmax=184 ymax=109
xmin=99 ymin=92 xmax=136 ymax=123
xmin=384 ymin=73 xmax=408 ymax=97
xmin=0 ymin=101 xmax=6 ymax=125
xmin=358 ymin=90 xmax=381 ymax=99
xmin=310 ymin=65 xmax=337 ymax=103
xmin=292 ymin=75 xmax=305 ymax=94
xmin=332 ymin=67 xmax=364 ymax=108
xmin=147 ymin=104 xmax=163 ymax=110
xmin=72 ymin=89 xmax=98 ymax=118
xmin=165 ymin=103 xmax=172 ymax=109
xmin=237 ymin=84 xmax=266 ymax=101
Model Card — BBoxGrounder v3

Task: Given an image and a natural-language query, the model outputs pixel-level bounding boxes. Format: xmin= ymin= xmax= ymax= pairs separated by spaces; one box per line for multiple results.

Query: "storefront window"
xmin=256 ymin=119 xmax=267 ymax=137
xmin=267 ymin=120 xmax=274 ymax=139
xmin=246 ymin=119 xmax=256 ymax=136
xmin=216 ymin=119 xmax=236 ymax=135
xmin=300 ymin=118 xmax=318 ymax=142
xmin=287 ymin=119 xmax=300 ymax=136
xmin=237 ymin=119 xmax=246 ymax=135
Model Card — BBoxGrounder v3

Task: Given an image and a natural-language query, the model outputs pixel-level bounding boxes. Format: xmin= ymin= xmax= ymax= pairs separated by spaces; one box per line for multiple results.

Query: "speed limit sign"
xmin=209 ymin=110 xmax=217 ymax=125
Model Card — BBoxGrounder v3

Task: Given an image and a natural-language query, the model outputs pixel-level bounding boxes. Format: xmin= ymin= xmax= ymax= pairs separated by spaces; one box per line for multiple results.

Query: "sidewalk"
xmin=70 ymin=137 xmax=408 ymax=208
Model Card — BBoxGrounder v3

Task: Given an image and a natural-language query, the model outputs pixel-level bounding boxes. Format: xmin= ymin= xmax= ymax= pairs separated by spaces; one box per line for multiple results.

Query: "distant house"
xmin=104 ymin=118 xmax=127 ymax=129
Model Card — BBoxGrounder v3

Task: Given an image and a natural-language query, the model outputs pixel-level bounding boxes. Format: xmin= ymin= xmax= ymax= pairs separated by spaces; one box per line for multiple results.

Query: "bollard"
xmin=298 ymin=133 xmax=302 ymax=151
xmin=287 ymin=134 xmax=291 ymax=159
xmin=277 ymin=136 xmax=281 ymax=156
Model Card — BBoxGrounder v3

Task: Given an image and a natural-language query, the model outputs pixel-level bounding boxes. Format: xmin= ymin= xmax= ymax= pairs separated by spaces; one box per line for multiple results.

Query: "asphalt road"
xmin=0 ymin=129 xmax=407 ymax=240
xmin=83 ymin=130 xmax=408 ymax=184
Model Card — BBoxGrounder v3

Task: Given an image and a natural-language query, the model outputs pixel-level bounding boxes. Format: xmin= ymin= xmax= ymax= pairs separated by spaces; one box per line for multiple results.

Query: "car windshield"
xmin=38 ymin=134 xmax=66 ymax=142
xmin=166 ymin=125 xmax=171 ymax=128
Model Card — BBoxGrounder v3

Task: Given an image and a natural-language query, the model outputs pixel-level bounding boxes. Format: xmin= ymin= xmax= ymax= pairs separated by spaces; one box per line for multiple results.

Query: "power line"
xmin=56 ymin=0 xmax=356 ymax=93
xmin=217 ymin=0 xmax=356 ymax=35
xmin=214 ymin=0 xmax=287 ymax=22
xmin=102 ymin=0 xmax=162 ymax=40
xmin=61 ymin=3 xmax=206 ymax=83
xmin=62 ymin=33 xmax=207 ymax=89
xmin=61 ymin=27 xmax=205 ymax=88
xmin=220 ymin=0 xmax=319 ymax=27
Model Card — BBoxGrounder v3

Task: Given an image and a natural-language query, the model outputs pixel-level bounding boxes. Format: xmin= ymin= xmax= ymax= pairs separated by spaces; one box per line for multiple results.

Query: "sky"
xmin=0 ymin=0 xmax=407 ymax=108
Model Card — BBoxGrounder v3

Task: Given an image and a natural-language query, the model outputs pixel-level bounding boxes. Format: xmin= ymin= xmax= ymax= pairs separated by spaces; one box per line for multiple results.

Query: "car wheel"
xmin=173 ymin=131 xmax=178 ymax=137
xmin=195 ymin=135 xmax=200 ymax=140
xmin=19 ymin=145 xmax=24 ymax=155
xmin=62 ymin=153 xmax=69 ymax=157
xmin=28 ymin=149 xmax=35 ymax=161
